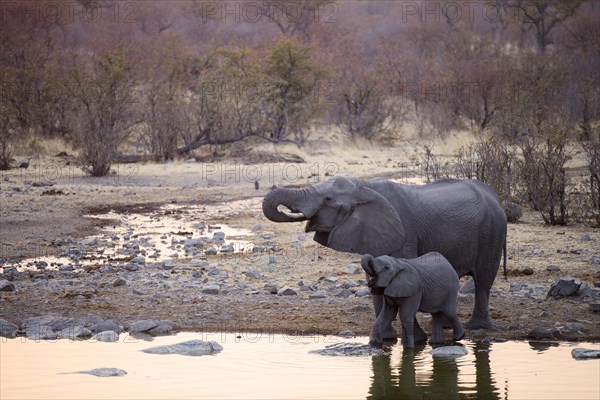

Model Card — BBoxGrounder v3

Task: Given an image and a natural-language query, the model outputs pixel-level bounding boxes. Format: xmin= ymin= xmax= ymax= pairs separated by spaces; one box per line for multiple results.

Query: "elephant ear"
xmin=327 ymin=186 xmax=405 ymax=257
xmin=384 ymin=263 xmax=421 ymax=298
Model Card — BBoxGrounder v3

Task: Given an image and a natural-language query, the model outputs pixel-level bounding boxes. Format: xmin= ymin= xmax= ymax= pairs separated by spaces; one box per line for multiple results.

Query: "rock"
xmin=90 ymin=320 xmax=124 ymax=334
xmin=196 ymin=220 xmax=206 ymax=230
xmin=310 ymin=343 xmax=387 ymax=356
xmin=112 ymin=278 xmax=126 ymax=287
xmin=251 ymin=224 xmax=262 ymax=232
xmin=561 ymin=322 xmax=585 ymax=334
xmin=510 ymin=282 xmax=528 ymax=292
xmin=309 ymin=294 xmax=328 ymax=300
xmin=184 ymin=238 xmax=205 ymax=248
xmin=581 ymin=234 xmax=591 ymax=242
xmin=160 ymin=260 xmax=174 ymax=270
xmin=220 ymin=244 xmax=234 ymax=253
xmin=128 ymin=320 xmax=159 ymax=333
xmin=321 ymin=276 xmax=338 ymax=283
xmin=594 ymin=281 xmax=600 ymax=288
xmin=355 ymin=288 xmax=371 ymax=297
xmin=344 ymin=264 xmax=361 ymax=274
xmin=212 ymin=232 xmax=225 ymax=244
xmin=547 ymin=276 xmax=582 ymax=299
xmin=0 ymin=318 xmax=18 ymax=338
xmin=58 ymin=264 xmax=73 ymax=272
xmin=205 ymin=247 xmax=218 ymax=256
xmin=141 ymin=340 xmax=223 ymax=356
xmin=521 ymin=265 xmax=534 ymax=275
xmin=125 ymin=263 xmax=140 ymax=272
xmin=527 ymin=326 xmax=560 ymax=339
xmin=0 ymin=279 xmax=15 ymax=292
xmin=578 ymin=283 xmax=600 ymax=299
xmin=591 ymin=255 xmax=600 ymax=265
xmin=208 ymin=267 xmax=221 ymax=276
xmin=131 ymin=256 xmax=145 ymax=265
xmin=72 ymin=368 xmax=127 ymax=377
xmin=460 ymin=277 xmax=475 ymax=294
xmin=59 ymin=326 xmax=92 ymax=340
xmin=343 ymin=280 xmax=359 ymax=289
xmin=546 ymin=265 xmax=561 ymax=272
xmin=79 ymin=237 xmax=98 ymax=247
xmin=190 ymin=259 xmax=209 ymax=267
xmin=92 ymin=331 xmax=120 ymax=342
xmin=335 ymin=289 xmax=352 ymax=298
xmin=245 ymin=270 xmax=261 ymax=279
xmin=337 ymin=330 xmax=356 ymax=338
xmin=264 ymin=284 xmax=278 ymax=294
xmin=202 ymin=284 xmax=220 ymax=295
xmin=430 ymin=346 xmax=468 ymax=358
xmin=502 ymin=201 xmax=523 ymax=223
xmin=21 ymin=316 xmax=86 ymax=339
xmin=571 ymin=348 xmax=600 ymax=360
xmin=148 ymin=324 xmax=173 ymax=335
xmin=591 ymin=304 xmax=600 ymax=312
xmin=278 ymin=286 xmax=297 ymax=296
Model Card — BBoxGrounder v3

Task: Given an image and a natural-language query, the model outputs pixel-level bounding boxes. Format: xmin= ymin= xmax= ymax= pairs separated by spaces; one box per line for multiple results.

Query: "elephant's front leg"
xmin=372 ymin=293 xmax=397 ymax=340
xmin=398 ymin=302 xmax=419 ymax=349
xmin=370 ymin=301 xmax=398 ymax=348
xmin=413 ymin=317 xmax=428 ymax=344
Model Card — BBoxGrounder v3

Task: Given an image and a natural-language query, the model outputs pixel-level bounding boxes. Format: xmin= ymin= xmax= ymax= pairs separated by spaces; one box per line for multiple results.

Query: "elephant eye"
xmin=325 ymin=197 xmax=332 ymax=202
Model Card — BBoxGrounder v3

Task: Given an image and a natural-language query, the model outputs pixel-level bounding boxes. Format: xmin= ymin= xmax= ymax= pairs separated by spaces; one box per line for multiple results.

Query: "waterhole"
xmin=1 ymin=333 xmax=598 ymax=399
xmin=5 ymin=199 xmax=261 ymax=272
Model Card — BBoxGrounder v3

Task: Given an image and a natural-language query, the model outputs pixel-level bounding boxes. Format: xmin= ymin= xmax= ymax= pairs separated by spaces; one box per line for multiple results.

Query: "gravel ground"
xmin=1 ymin=146 xmax=599 ymax=342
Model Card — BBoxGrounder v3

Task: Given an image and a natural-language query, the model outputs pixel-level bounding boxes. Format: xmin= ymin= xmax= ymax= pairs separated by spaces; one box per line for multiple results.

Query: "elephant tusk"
xmin=277 ymin=205 xmax=306 ymax=220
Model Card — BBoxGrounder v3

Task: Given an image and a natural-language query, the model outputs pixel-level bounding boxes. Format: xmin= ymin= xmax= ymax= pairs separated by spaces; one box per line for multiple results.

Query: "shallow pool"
xmin=1 ymin=332 xmax=598 ymax=399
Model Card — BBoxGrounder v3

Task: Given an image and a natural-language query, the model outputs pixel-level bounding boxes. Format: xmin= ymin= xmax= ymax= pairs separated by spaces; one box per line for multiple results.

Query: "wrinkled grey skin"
xmin=361 ymin=253 xmax=464 ymax=349
xmin=262 ymin=176 xmax=507 ymax=333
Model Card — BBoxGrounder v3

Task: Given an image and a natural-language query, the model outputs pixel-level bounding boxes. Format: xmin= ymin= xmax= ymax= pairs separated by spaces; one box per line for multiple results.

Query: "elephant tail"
xmin=503 ymin=234 xmax=507 ymax=280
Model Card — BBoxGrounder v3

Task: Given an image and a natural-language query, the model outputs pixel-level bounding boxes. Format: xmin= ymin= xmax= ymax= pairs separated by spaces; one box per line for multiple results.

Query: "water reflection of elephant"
xmin=367 ymin=343 xmax=501 ymax=400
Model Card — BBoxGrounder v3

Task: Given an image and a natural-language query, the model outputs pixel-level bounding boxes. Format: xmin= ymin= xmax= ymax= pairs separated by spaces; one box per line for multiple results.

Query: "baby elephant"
xmin=361 ymin=252 xmax=464 ymax=349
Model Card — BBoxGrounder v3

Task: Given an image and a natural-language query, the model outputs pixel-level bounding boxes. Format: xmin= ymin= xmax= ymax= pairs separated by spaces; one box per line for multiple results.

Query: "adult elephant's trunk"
xmin=262 ymin=187 xmax=312 ymax=222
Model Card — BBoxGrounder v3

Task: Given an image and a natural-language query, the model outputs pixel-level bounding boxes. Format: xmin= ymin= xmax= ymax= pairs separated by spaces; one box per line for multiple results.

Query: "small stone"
xmin=128 ymin=320 xmax=159 ymax=333
xmin=92 ymin=331 xmax=119 ymax=342
xmin=190 ymin=259 xmax=209 ymax=267
xmin=335 ymin=289 xmax=352 ymax=298
xmin=510 ymin=282 xmax=528 ymax=292
xmin=131 ymin=256 xmax=145 ymax=265
xmin=264 ymin=284 xmax=278 ymax=294
xmin=309 ymin=294 xmax=328 ymax=300
xmin=72 ymin=368 xmax=127 ymax=377
xmin=460 ymin=277 xmax=475 ymax=294
xmin=337 ymin=330 xmax=356 ymax=338
xmin=355 ymin=288 xmax=371 ymax=297
xmin=0 ymin=318 xmax=19 ymax=338
xmin=160 ymin=260 xmax=174 ymax=270
xmin=594 ymin=281 xmax=600 ymax=288
xmin=112 ymin=278 xmax=126 ymax=287
xmin=245 ymin=270 xmax=261 ymax=279
xmin=591 ymin=255 xmax=600 ymax=265
xmin=571 ymin=348 xmax=600 ymax=360
xmin=141 ymin=340 xmax=222 ymax=356
xmin=546 ymin=265 xmax=561 ymax=272
xmin=90 ymin=320 xmax=124 ymax=334
xmin=60 ymin=326 xmax=92 ymax=340
xmin=202 ymin=284 xmax=220 ymax=295
xmin=251 ymin=224 xmax=262 ymax=232
xmin=590 ymin=304 xmax=600 ymax=312
xmin=125 ymin=263 xmax=140 ymax=272
xmin=522 ymin=265 xmax=534 ymax=275
xmin=344 ymin=264 xmax=361 ymax=274
xmin=278 ymin=286 xmax=297 ymax=296
xmin=429 ymin=346 xmax=468 ymax=357
xmin=0 ymin=279 xmax=15 ymax=292
xmin=205 ymin=247 xmax=218 ymax=256
xmin=322 ymin=276 xmax=338 ymax=283
xmin=208 ymin=267 xmax=221 ymax=276
xmin=581 ymin=234 xmax=591 ymax=242
xmin=58 ymin=264 xmax=74 ymax=272
xmin=527 ymin=326 xmax=559 ymax=339
xmin=212 ymin=232 xmax=225 ymax=244
xmin=547 ymin=276 xmax=582 ymax=299
xmin=148 ymin=324 xmax=173 ymax=335
xmin=220 ymin=244 xmax=234 ymax=253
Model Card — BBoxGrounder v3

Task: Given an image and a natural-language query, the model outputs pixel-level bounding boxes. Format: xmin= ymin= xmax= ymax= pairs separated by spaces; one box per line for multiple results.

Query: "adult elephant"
xmin=262 ymin=176 xmax=507 ymax=331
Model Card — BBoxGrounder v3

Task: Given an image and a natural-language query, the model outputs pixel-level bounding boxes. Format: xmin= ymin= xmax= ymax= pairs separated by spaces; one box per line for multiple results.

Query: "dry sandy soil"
xmin=1 ymin=136 xmax=599 ymax=342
